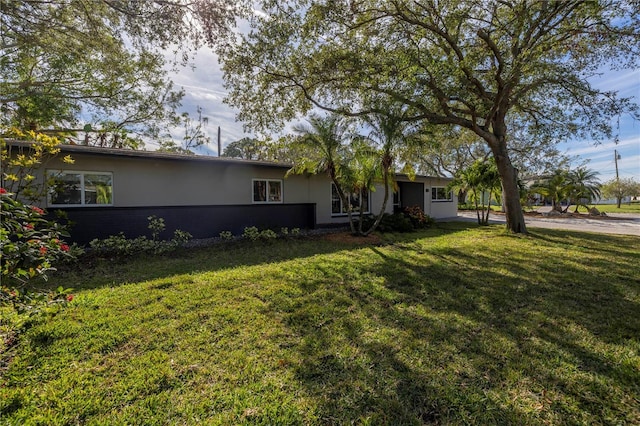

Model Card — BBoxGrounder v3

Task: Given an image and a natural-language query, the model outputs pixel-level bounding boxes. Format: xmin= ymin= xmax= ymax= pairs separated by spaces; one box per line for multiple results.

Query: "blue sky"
xmin=164 ymin=49 xmax=640 ymax=183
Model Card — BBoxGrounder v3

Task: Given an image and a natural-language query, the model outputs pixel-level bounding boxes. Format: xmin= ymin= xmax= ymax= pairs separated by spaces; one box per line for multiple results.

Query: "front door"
xmin=396 ymin=182 xmax=424 ymax=213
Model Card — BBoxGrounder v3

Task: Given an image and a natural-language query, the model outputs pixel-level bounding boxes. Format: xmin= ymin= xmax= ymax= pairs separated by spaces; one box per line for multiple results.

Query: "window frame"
xmin=252 ymin=179 xmax=283 ymax=204
xmin=331 ymin=183 xmax=370 ymax=216
xmin=431 ymin=186 xmax=453 ymax=202
xmin=47 ymin=170 xmax=114 ymax=207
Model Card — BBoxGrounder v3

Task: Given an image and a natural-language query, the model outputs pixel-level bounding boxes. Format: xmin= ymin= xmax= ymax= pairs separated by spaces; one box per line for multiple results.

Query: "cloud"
xmin=562 ymin=135 xmax=640 ymax=181
xmin=163 ymin=46 xmax=251 ymax=155
xmin=592 ymin=69 xmax=640 ymax=99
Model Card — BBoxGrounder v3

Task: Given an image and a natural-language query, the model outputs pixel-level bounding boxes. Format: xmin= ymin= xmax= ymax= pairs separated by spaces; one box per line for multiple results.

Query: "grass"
xmin=588 ymin=203 xmax=640 ymax=214
xmin=529 ymin=203 xmax=640 ymax=214
xmin=1 ymin=223 xmax=639 ymax=425
xmin=464 ymin=203 xmax=640 ymax=214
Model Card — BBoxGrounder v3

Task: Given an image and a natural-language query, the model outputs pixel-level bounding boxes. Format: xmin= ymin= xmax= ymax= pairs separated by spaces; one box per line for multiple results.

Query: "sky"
xmin=161 ymin=47 xmax=640 ymax=183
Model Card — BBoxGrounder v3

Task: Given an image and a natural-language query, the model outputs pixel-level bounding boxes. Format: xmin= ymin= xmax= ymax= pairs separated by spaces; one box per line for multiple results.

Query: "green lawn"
xmin=2 ymin=223 xmax=639 ymax=425
xmin=588 ymin=203 xmax=640 ymax=214
xmin=468 ymin=203 xmax=640 ymax=214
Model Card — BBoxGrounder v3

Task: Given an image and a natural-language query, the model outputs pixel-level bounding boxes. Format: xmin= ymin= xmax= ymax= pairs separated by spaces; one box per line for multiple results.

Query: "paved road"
xmin=442 ymin=211 xmax=640 ymax=236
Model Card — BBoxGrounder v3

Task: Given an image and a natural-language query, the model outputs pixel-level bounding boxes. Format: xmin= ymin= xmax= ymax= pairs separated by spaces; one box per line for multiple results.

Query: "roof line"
xmin=3 ymin=139 xmax=450 ymax=180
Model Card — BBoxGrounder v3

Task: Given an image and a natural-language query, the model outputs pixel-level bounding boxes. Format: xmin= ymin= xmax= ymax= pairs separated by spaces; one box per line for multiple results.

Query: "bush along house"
xmin=3 ymin=141 xmax=457 ymax=244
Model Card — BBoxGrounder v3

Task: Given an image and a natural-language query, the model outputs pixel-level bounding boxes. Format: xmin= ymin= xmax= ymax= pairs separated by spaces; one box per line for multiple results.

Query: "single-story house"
xmin=4 ymin=141 xmax=457 ymax=244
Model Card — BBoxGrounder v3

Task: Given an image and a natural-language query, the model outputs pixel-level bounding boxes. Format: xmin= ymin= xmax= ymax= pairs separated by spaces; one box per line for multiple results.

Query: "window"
xmin=331 ymin=183 xmax=369 ymax=215
xmin=48 ymin=171 xmax=113 ymax=206
xmin=431 ymin=187 xmax=452 ymax=202
xmin=252 ymin=179 xmax=282 ymax=203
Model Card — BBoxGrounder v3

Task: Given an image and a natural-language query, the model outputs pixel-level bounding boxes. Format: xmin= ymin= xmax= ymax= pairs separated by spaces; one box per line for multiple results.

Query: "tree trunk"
xmin=329 ymin=167 xmax=356 ymax=234
xmin=365 ymin=170 xmax=391 ymax=236
xmin=489 ymin=139 xmax=527 ymax=234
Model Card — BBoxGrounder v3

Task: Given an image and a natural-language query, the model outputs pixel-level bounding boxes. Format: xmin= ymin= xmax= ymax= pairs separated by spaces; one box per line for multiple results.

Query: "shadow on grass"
xmin=266 ymin=227 xmax=640 ymax=424
xmin=20 ymin=222 xmax=640 ymax=424
xmin=45 ymin=223 xmax=472 ymax=291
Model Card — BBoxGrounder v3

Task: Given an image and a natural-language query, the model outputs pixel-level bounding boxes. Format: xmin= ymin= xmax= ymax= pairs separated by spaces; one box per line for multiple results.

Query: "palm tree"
xmin=287 ymin=113 xmax=357 ymax=234
xmin=342 ymin=138 xmax=379 ymax=235
xmin=450 ymin=159 xmax=501 ymax=225
xmin=568 ymin=167 xmax=601 ymax=212
xmin=531 ymin=170 xmax=572 ymax=212
xmin=360 ymin=111 xmax=413 ymax=235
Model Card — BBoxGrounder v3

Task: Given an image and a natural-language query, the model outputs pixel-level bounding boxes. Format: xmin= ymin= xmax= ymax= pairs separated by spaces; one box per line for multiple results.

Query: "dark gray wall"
xmin=52 ymin=204 xmax=316 ymax=244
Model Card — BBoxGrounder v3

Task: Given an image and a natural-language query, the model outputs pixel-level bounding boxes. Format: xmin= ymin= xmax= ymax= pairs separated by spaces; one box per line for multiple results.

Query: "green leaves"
xmin=221 ymin=0 xmax=639 ymax=233
xmin=0 ymin=191 xmax=74 ymax=286
xmin=1 ymin=0 xmax=240 ymax=144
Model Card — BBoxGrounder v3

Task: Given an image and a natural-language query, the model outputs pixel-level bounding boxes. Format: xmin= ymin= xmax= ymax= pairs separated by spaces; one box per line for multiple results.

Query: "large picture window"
xmin=252 ymin=179 xmax=282 ymax=203
xmin=431 ymin=187 xmax=452 ymax=202
xmin=331 ymin=183 xmax=369 ymax=215
xmin=48 ymin=170 xmax=113 ymax=206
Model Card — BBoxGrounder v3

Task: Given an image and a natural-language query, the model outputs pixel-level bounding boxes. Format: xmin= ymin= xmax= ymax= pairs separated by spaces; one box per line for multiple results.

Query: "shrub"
xmin=171 ymin=230 xmax=192 ymax=247
xmin=404 ymin=206 xmax=434 ymax=229
xmin=1 ymin=189 xmax=76 ymax=285
xmin=259 ymin=229 xmax=278 ymax=240
xmin=241 ymin=226 xmax=283 ymax=242
xmin=1 ymin=189 xmax=76 ymax=349
xmin=362 ymin=213 xmax=414 ymax=233
xmin=457 ymin=202 xmax=477 ymax=211
xmin=89 ymin=234 xmax=152 ymax=256
xmin=242 ymin=226 xmax=260 ymax=241
xmin=219 ymin=231 xmax=234 ymax=240
xmin=88 ymin=217 xmax=191 ymax=256
xmin=147 ymin=215 xmax=166 ymax=241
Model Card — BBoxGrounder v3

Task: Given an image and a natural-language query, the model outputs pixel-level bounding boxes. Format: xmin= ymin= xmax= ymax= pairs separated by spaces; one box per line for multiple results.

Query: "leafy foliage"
xmin=403 ymin=206 xmax=435 ymax=229
xmin=531 ymin=167 xmax=601 ymax=213
xmin=600 ymin=177 xmax=640 ymax=208
xmin=567 ymin=167 xmax=602 ymax=212
xmin=0 ymin=189 xmax=77 ymax=350
xmin=287 ymin=114 xmax=360 ymax=234
xmin=221 ymin=0 xmax=640 ymax=233
xmin=222 ymin=137 xmax=269 ymax=160
xmin=0 ymin=191 xmax=75 ymax=286
xmin=1 ymin=0 xmax=241 ymax=145
xmin=89 ymin=217 xmax=192 ymax=257
xmin=450 ymin=159 xmax=501 ymax=225
xmin=1 ymin=130 xmax=75 ymax=203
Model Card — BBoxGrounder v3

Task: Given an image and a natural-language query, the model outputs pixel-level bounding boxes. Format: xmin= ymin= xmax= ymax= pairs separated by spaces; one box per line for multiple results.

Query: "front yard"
xmin=1 ymin=223 xmax=639 ymax=424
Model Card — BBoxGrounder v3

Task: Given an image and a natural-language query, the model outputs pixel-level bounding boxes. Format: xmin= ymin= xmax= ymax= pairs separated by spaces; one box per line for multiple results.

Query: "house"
xmin=4 ymin=141 xmax=457 ymax=244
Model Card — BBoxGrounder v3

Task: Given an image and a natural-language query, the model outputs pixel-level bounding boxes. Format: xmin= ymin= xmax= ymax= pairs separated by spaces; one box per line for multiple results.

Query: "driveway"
xmin=443 ymin=211 xmax=640 ymax=236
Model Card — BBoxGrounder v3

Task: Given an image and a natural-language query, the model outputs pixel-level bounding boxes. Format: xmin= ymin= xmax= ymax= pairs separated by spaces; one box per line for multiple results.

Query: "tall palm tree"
xmin=361 ymin=110 xmax=413 ymax=235
xmin=287 ymin=113 xmax=357 ymax=234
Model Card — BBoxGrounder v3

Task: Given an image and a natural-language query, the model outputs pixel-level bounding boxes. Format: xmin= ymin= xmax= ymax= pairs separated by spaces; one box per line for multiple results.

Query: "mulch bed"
xmin=521 ymin=211 xmax=627 ymax=220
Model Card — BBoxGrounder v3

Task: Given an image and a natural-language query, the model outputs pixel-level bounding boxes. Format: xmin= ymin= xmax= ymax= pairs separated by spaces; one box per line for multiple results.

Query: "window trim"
xmin=431 ymin=186 xmax=453 ymax=203
xmin=47 ymin=170 xmax=114 ymax=207
xmin=331 ymin=183 xmax=370 ymax=216
xmin=252 ymin=178 xmax=283 ymax=204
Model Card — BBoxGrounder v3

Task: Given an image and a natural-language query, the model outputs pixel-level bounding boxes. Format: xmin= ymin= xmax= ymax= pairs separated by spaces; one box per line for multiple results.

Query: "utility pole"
xmin=217 ymin=126 xmax=221 ymax=157
xmin=614 ymin=149 xmax=622 ymax=208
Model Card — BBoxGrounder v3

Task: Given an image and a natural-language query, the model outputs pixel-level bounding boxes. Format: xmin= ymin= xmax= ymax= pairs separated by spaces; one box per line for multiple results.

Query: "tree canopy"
xmin=600 ymin=177 xmax=640 ymax=208
xmin=221 ymin=0 xmax=640 ymax=233
xmin=1 ymin=0 xmax=241 ymax=147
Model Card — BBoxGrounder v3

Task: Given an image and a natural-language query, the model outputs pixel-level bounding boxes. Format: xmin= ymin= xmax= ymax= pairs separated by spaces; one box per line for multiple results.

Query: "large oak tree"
xmin=221 ymin=0 xmax=639 ymax=233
